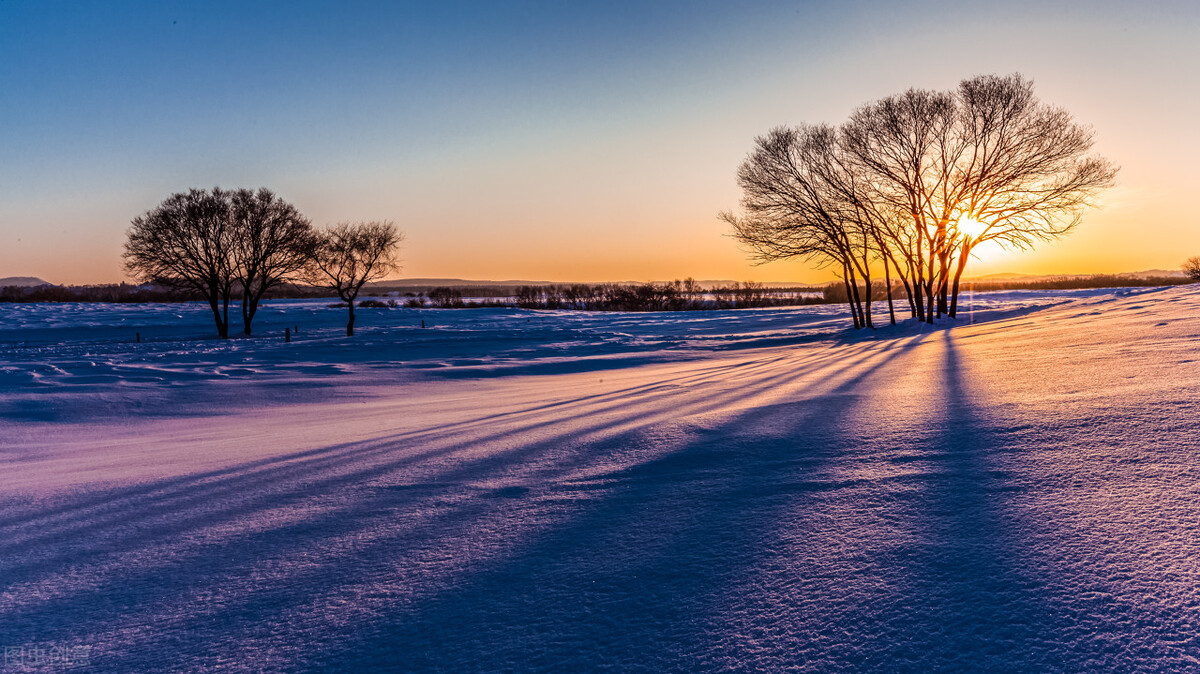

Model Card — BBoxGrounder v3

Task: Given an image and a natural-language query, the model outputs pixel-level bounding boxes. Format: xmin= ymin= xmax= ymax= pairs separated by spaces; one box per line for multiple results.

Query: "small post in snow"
xmin=285 ymin=327 xmax=291 ymax=343
xmin=136 ymin=331 xmax=141 ymax=343
xmin=421 ymin=320 xmax=425 ymax=329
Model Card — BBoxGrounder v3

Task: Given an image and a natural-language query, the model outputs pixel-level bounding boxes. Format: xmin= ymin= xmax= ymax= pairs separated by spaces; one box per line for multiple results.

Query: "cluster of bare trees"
xmin=124 ymin=188 xmax=402 ymax=337
xmin=722 ymin=74 xmax=1118 ymax=328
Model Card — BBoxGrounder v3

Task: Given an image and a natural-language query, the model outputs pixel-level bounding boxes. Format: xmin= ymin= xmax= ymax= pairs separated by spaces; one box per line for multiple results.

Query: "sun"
xmin=956 ymin=216 xmax=989 ymax=240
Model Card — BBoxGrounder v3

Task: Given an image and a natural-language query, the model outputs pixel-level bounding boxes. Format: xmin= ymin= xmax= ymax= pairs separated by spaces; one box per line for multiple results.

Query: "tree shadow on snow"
xmin=0 ymin=332 xmax=1110 ymax=671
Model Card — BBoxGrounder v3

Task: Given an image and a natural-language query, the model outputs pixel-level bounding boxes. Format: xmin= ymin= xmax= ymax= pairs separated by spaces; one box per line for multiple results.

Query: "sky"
xmin=1 ymin=0 xmax=1197 ymax=285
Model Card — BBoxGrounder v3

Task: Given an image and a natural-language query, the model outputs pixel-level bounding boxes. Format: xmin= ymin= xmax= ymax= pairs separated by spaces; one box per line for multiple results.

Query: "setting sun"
xmin=956 ymin=216 xmax=989 ymax=240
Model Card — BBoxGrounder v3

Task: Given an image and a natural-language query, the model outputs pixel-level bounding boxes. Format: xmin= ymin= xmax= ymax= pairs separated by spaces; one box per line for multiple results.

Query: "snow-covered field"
xmin=1 ymin=286 xmax=1198 ymax=671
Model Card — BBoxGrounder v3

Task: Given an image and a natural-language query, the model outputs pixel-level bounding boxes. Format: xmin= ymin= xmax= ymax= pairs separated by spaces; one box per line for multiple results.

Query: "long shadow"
xmin=0 ymin=347 xmax=830 ymax=541
xmin=844 ymin=333 xmax=1085 ymax=670
xmin=0 ymin=356 xmax=803 ymax=584
xmin=296 ymin=335 xmax=931 ymax=671
xmin=0 ymin=343 xmax=902 ymax=649
xmin=0 ymin=346 xmax=847 ymax=537
xmin=0 ymin=337 xmax=926 ymax=670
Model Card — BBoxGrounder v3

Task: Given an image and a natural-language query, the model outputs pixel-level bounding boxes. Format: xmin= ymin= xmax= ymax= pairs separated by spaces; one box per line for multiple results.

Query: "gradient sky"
xmin=2 ymin=0 xmax=1197 ymax=284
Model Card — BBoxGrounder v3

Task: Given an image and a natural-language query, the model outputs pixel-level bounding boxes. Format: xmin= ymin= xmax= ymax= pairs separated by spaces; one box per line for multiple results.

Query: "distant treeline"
xmin=0 ymin=283 xmax=189 ymax=303
xmin=0 ymin=282 xmax=328 ymax=304
xmin=2 ymin=274 xmax=1192 ymax=308
xmin=507 ymin=281 xmax=823 ymax=311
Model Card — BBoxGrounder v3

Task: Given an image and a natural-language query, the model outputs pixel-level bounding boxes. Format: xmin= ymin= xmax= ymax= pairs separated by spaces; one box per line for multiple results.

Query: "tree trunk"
xmin=208 ymin=294 xmax=228 ymax=339
xmin=921 ymin=233 xmax=931 ymax=323
xmin=913 ymin=236 xmax=929 ymax=323
xmin=948 ymin=241 xmax=972 ymax=318
xmin=926 ymin=223 xmax=944 ymax=323
xmin=346 ymin=301 xmax=356 ymax=336
xmin=897 ymin=267 xmax=915 ymax=317
xmin=848 ymin=264 xmax=869 ymax=329
xmin=883 ymin=257 xmax=896 ymax=325
xmin=860 ymin=279 xmax=873 ymax=328
xmin=242 ymin=285 xmax=266 ymax=336
xmin=909 ymin=262 xmax=924 ymax=323
xmin=924 ymin=274 xmax=935 ymax=324
xmin=937 ymin=249 xmax=952 ymax=316
xmin=841 ymin=264 xmax=860 ymax=329
xmin=858 ymin=265 xmax=874 ymax=329
xmin=242 ymin=293 xmax=254 ymax=336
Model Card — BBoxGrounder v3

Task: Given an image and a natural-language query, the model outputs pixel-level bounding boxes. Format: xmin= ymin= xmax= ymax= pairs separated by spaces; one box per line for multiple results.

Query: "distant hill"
xmin=0 ymin=276 xmax=50 ymax=287
xmin=966 ymin=272 xmax=1043 ymax=282
xmin=1126 ymin=269 xmax=1187 ymax=279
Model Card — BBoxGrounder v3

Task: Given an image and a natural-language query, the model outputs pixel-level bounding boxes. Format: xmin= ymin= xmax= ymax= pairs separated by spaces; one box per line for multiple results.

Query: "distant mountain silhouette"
xmin=0 ymin=276 xmax=50 ymax=287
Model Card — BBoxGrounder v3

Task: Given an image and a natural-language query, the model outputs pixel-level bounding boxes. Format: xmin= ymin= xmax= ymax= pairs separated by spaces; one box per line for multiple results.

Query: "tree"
xmin=720 ymin=125 xmax=884 ymax=328
xmin=307 ymin=221 xmax=403 ymax=336
xmin=841 ymin=87 xmax=958 ymax=324
xmin=938 ymin=74 xmax=1118 ymax=317
xmin=124 ymin=188 xmax=237 ymax=338
xmin=724 ymin=73 xmax=1117 ymax=328
xmin=231 ymin=189 xmax=313 ymax=335
xmin=1184 ymin=257 xmax=1200 ymax=281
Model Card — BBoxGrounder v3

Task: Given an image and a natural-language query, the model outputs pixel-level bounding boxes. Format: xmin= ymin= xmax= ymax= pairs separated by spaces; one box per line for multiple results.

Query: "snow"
xmin=1 ymin=286 xmax=1199 ymax=671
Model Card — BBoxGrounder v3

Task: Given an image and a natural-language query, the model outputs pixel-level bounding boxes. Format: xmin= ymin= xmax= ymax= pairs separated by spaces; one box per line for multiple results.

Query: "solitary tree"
xmin=307 ymin=221 xmax=402 ymax=336
xmin=124 ymin=188 xmax=237 ymax=337
xmin=231 ymin=188 xmax=313 ymax=335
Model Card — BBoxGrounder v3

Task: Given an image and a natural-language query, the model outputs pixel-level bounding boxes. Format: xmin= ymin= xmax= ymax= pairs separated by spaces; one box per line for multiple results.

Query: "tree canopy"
xmin=125 ymin=187 xmax=314 ymax=337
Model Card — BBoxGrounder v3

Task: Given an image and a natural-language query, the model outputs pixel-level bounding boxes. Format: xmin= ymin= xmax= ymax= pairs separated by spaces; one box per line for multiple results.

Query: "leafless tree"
xmin=842 ymin=87 xmax=961 ymax=323
xmin=124 ymin=188 xmax=237 ymax=338
xmin=721 ymin=125 xmax=884 ymax=328
xmin=307 ymin=221 xmax=403 ymax=336
xmin=231 ymin=189 xmax=313 ymax=335
xmin=725 ymin=73 xmax=1117 ymax=328
xmin=940 ymin=74 xmax=1118 ymax=316
xmin=1184 ymin=257 xmax=1200 ymax=281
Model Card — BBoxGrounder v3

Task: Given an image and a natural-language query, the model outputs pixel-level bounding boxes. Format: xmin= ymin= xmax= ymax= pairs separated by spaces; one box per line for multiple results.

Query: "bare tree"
xmin=231 ymin=189 xmax=313 ymax=335
xmin=725 ymin=73 xmax=1117 ymax=328
xmin=940 ymin=74 xmax=1118 ymax=316
xmin=842 ymin=87 xmax=960 ymax=323
xmin=307 ymin=221 xmax=403 ymax=336
xmin=1184 ymin=257 xmax=1200 ymax=281
xmin=124 ymin=188 xmax=237 ymax=338
xmin=720 ymin=125 xmax=879 ymax=328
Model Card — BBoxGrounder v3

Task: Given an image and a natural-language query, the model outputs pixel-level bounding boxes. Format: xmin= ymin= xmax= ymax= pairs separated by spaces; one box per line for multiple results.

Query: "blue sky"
xmin=2 ymin=1 xmax=1198 ymax=283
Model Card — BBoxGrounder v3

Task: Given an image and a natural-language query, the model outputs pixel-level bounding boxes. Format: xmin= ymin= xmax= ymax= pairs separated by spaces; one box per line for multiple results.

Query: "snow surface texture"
xmin=1 ymin=287 xmax=1198 ymax=671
